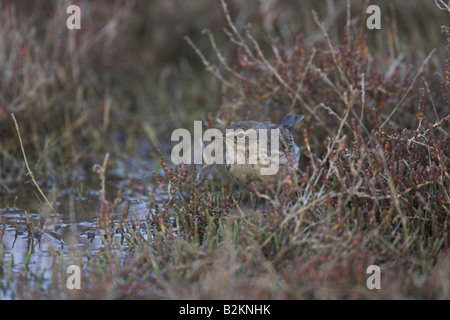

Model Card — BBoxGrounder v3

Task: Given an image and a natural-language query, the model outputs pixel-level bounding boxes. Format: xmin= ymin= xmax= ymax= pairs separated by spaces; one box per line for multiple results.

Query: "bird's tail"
xmin=281 ymin=113 xmax=304 ymax=130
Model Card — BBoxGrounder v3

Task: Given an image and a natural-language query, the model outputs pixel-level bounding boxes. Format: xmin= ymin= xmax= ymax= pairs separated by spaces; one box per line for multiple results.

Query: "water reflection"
xmin=0 ymin=157 xmax=155 ymax=280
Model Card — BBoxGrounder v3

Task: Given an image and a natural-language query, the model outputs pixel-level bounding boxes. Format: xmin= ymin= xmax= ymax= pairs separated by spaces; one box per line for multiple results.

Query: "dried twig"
xmin=202 ymin=29 xmax=250 ymax=83
xmin=184 ymin=35 xmax=232 ymax=87
xmin=220 ymin=0 xmax=255 ymax=60
xmin=381 ymin=49 xmax=436 ymax=128
xmin=435 ymin=0 xmax=450 ymax=12
xmin=11 ymin=113 xmax=56 ymax=213
xmin=93 ymin=152 xmax=110 ymax=206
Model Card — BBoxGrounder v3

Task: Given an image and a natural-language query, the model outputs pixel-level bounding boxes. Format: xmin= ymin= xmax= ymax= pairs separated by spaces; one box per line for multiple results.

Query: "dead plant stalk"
xmin=11 ymin=113 xmax=56 ymax=213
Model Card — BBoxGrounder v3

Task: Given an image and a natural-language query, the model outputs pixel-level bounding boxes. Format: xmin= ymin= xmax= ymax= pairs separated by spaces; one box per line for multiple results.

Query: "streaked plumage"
xmin=222 ymin=113 xmax=303 ymax=190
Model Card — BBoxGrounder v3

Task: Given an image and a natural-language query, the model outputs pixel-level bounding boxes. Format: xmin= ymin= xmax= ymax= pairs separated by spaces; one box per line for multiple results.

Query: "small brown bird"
xmin=219 ymin=113 xmax=304 ymax=190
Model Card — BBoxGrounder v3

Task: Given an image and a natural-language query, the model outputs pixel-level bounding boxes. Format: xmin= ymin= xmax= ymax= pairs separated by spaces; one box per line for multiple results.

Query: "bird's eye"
xmin=236 ymin=132 xmax=245 ymax=139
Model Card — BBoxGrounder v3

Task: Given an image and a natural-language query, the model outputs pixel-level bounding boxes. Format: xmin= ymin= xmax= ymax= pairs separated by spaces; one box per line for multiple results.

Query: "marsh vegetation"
xmin=0 ymin=0 xmax=449 ymax=299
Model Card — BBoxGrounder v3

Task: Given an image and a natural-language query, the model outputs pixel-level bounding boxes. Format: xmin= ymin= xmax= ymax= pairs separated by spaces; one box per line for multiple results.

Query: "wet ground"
xmin=0 ymin=157 xmax=159 ymax=281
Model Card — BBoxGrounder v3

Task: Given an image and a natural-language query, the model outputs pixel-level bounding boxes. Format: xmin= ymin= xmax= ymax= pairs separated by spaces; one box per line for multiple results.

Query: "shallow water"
xmin=0 ymin=157 xmax=157 ymax=281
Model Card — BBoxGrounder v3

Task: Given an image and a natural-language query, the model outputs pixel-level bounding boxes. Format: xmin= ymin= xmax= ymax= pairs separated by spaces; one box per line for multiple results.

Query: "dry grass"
xmin=0 ymin=0 xmax=449 ymax=299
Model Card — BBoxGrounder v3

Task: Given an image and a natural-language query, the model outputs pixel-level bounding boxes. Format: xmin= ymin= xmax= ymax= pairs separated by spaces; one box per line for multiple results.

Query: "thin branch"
xmin=184 ymin=35 xmax=232 ymax=87
xmin=360 ymin=72 xmax=365 ymax=123
xmin=381 ymin=49 xmax=436 ymax=128
xmin=11 ymin=113 xmax=56 ymax=213
xmin=421 ymin=77 xmax=439 ymax=121
xmin=312 ymin=10 xmax=350 ymax=87
xmin=93 ymin=152 xmax=110 ymax=205
xmin=435 ymin=0 xmax=450 ymax=12
xmin=245 ymin=29 xmax=291 ymax=91
xmin=291 ymin=48 xmax=316 ymax=111
xmin=220 ymin=0 xmax=255 ymax=60
xmin=202 ymin=29 xmax=248 ymax=82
